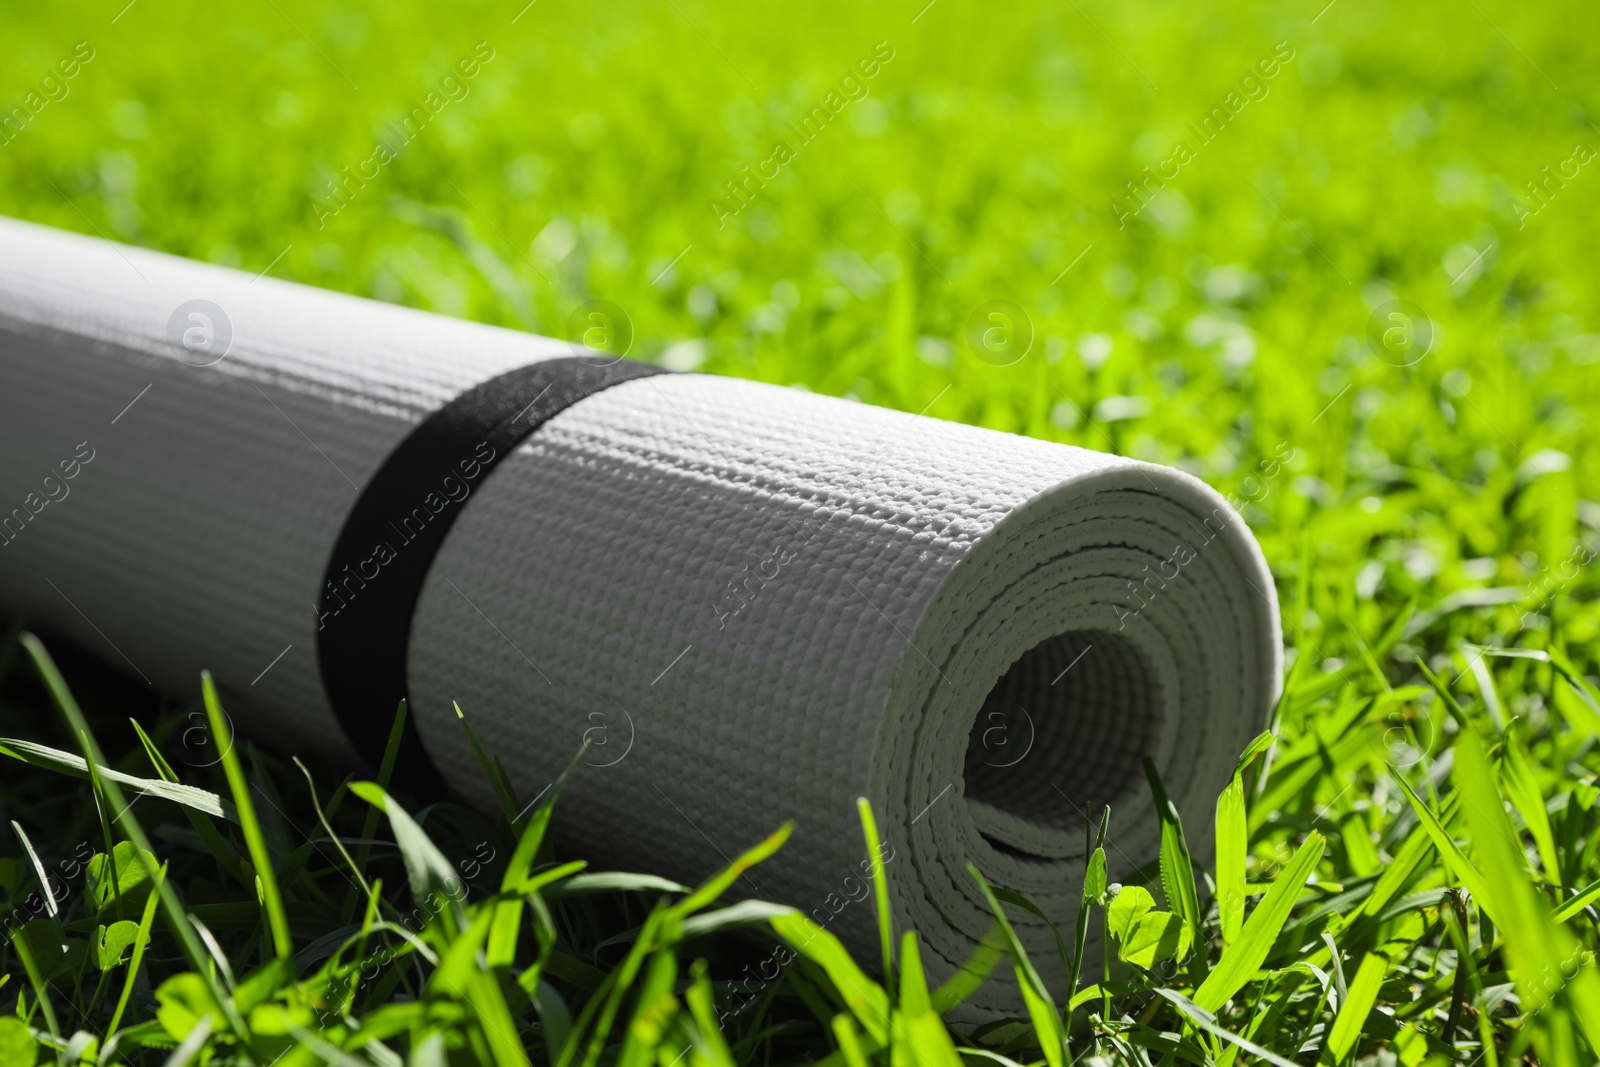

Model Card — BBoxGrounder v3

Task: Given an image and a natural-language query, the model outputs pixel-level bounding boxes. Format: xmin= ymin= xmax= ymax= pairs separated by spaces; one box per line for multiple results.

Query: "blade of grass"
xmin=550 ymin=872 xmax=688 ymax=897
xmin=1216 ymin=775 xmax=1247 ymax=946
xmin=81 ymin=744 xmax=124 ymax=919
xmin=1413 ymin=657 xmax=1468 ymax=730
xmin=1553 ymin=877 xmax=1600 ymax=923
xmin=1464 ymin=648 xmax=1506 ymax=730
xmin=831 ymin=1014 xmax=873 ymax=1067
xmin=894 ymin=931 xmax=964 ymax=1066
xmin=968 ymin=865 xmax=1067 ymax=1067
xmin=770 ymin=911 xmax=890 ymax=1044
xmin=453 ymin=701 xmax=521 ymax=828
xmin=1454 ymin=731 xmax=1600 ymax=1046
xmin=1394 ymin=773 xmax=1493 ymax=919
xmin=1320 ymin=953 xmax=1386 ymax=1064
xmin=201 ymin=672 xmax=292 ymax=962
xmin=855 ymin=797 xmax=895 ymax=991
xmin=425 ymin=905 xmax=492 ymax=995
xmin=1501 ymin=728 xmax=1561 ymax=883
xmin=930 ymin=921 xmax=1005 ymax=1015
xmin=675 ymin=823 xmax=792 ymax=918
xmin=1067 ymin=805 xmax=1111 ymax=1024
xmin=989 ymin=885 xmax=1073 ymax=988
xmin=1217 ymin=735 xmax=1273 ymax=947
xmin=685 ymin=959 xmax=739 ymax=1067
xmin=1546 ymin=647 xmax=1600 ymax=728
xmin=349 ymin=782 xmax=466 ymax=937
xmin=293 ymin=757 xmax=372 ymax=901
xmin=1144 ymin=758 xmax=1202 ymax=966
xmin=9 ymin=931 xmax=62 ymax=1050
xmin=9 ymin=822 xmax=57 ymax=919
xmin=1440 ymin=890 xmax=1473 ymax=1049
xmin=490 ymin=746 xmax=592 ymax=966
xmin=1193 ymin=831 xmax=1325 ymax=1013
xmin=0 ymin=736 xmax=230 ymax=819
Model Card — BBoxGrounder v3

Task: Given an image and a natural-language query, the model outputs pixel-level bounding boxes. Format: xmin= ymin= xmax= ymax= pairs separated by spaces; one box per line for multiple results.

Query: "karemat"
xmin=0 ymin=216 xmax=1281 ymax=1015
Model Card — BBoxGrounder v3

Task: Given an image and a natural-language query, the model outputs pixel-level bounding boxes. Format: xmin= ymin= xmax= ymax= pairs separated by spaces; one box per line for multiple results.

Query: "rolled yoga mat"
xmin=0 ymin=215 xmax=1281 ymax=1016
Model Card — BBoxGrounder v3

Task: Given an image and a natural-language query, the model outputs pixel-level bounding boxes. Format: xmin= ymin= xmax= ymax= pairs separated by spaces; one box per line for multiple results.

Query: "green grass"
xmin=3 ymin=0 xmax=1600 ymax=1062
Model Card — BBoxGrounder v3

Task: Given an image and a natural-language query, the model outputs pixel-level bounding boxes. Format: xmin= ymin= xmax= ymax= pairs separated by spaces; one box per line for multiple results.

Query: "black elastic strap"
xmin=316 ymin=355 xmax=670 ymax=794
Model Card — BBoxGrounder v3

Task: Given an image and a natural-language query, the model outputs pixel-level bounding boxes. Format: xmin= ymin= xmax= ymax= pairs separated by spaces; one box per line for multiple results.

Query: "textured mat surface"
xmin=0 ymin=216 xmax=1281 ymax=1015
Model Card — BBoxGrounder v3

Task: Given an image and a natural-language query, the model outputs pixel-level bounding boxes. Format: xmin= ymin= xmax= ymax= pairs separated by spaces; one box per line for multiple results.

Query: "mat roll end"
xmin=401 ymin=375 xmax=1280 ymax=1018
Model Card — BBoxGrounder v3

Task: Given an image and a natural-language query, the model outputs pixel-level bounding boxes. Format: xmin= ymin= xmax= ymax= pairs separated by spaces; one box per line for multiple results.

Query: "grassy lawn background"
xmin=2 ymin=0 xmax=1599 ymax=1062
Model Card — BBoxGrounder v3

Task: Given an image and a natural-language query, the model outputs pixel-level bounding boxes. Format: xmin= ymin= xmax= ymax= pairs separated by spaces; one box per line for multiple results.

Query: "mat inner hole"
xmin=963 ymin=630 xmax=1161 ymax=835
